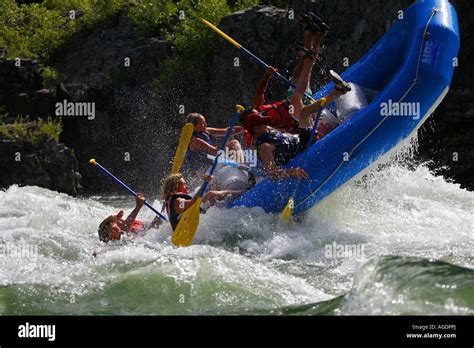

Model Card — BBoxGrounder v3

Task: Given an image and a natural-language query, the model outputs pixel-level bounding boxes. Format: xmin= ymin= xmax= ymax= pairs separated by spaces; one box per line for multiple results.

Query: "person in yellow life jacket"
xmin=162 ymin=173 xmax=245 ymax=230
xmin=97 ymin=193 xmax=162 ymax=242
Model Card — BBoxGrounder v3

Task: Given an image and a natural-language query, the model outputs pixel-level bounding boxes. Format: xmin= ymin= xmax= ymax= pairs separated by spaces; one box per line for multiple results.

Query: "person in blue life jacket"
xmin=184 ymin=113 xmax=244 ymax=177
xmin=162 ymin=173 xmax=245 ymax=230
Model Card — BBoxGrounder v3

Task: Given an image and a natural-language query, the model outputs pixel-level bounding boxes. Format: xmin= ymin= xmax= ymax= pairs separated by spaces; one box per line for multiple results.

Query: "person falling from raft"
xmin=184 ymin=112 xmax=244 ymax=177
xmin=241 ymin=13 xmax=351 ymax=181
xmin=243 ymin=12 xmax=341 ymax=140
xmin=97 ymin=193 xmax=162 ymax=243
xmin=162 ymin=173 xmax=245 ymax=230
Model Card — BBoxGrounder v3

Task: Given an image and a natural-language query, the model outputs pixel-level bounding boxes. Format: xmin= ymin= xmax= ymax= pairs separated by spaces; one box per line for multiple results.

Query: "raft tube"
xmin=231 ymin=0 xmax=460 ymax=215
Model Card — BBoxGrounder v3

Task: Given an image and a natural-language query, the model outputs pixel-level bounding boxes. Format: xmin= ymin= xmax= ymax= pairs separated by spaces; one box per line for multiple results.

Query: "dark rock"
xmin=48 ymin=13 xmax=174 ymax=193
xmin=0 ymin=58 xmax=44 ymax=111
xmin=0 ymin=138 xmax=82 ymax=196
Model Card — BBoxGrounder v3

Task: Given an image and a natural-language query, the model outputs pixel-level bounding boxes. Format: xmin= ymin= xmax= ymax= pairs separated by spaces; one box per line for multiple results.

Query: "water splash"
xmin=0 ymin=160 xmax=473 ymax=314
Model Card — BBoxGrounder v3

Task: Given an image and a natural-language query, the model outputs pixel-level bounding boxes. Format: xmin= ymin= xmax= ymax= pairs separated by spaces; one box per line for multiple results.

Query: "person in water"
xmin=162 ymin=173 xmax=244 ymax=230
xmin=97 ymin=193 xmax=162 ymax=242
xmin=242 ymin=53 xmax=351 ymax=180
xmin=185 ymin=112 xmax=244 ymax=176
xmin=245 ymin=12 xmax=330 ymax=136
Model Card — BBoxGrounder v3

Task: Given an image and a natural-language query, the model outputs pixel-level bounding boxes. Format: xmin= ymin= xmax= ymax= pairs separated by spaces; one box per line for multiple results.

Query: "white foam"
xmin=0 ymin=161 xmax=472 ymax=313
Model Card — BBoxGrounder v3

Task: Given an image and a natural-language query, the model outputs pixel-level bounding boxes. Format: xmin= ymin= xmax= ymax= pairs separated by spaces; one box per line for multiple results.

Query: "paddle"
xmin=200 ymin=18 xmax=316 ymax=103
xmin=280 ymin=98 xmax=327 ymax=221
xmin=170 ymin=155 xmax=220 ymax=247
xmin=89 ymin=159 xmax=168 ymax=221
xmin=172 ymin=123 xmax=194 ymax=174
xmin=171 ymin=108 xmax=241 ymax=247
xmin=156 ymin=122 xmax=195 ymax=216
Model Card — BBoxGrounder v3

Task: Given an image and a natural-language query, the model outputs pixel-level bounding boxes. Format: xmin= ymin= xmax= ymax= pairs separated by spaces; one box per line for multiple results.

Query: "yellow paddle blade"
xmin=172 ymin=123 xmax=194 ymax=174
xmin=280 ymin=197 xmax=294 ymax=221
xmin=200 ymin=18 xmax=242 ymax=49
xmin=171 ymin=197 xmax=202 ymax=247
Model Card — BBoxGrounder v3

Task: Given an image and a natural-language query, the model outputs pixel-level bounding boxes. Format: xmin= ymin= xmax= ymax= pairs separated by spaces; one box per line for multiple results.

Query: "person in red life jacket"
xmin=97 ymin=193 xmax=162 ymax=242
xmin=243 ymin=65 xmax=351 ymax=181
xmin=247 ymin=12 xmax=330 ymax=136
xmin=162 ymin=173 xmax=245 ymax=231
xmin=185 ymin=113 xmax=244 ymax=176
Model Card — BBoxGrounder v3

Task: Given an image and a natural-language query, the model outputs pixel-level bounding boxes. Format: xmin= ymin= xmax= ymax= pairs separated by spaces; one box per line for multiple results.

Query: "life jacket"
xmin=165 ymin=193 xmax=192 ymax=231
xmin=129 ymin=220 xmax=144 ymax=234
xmin=114 ymin=211 xmax=143 ymax=235
xmin=185 ymin=131 xmax=214 ymax=172
xmin=256 ymin=128 xmax=300 ymax=166
xmin=258 ymin=100 xmax=299 ymax=133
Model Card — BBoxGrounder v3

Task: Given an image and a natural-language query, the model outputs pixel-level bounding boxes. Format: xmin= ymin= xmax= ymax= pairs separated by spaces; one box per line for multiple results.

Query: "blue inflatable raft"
xmin=230 ymin=0 xmax=460 ymax=215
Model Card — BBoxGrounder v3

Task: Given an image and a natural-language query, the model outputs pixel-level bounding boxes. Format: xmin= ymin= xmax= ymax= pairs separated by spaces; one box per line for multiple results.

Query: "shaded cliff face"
xmin=1 ymin=1 xmax=472 ymax=194
xmin=0 ymin=58 xmax=82 ymax=195
xmin=207 ymin=0 xmax=413 ymax=115
xmin=50 ymin=12 xmax=175 ymax=195
xmin=0 ymin=137 xmax=81 ymax=196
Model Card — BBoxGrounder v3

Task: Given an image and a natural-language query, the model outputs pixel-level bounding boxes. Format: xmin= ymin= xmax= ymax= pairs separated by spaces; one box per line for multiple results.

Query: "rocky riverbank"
xmin=0 ymin=136 xmax=81 ymax=196
xmin=0 ymin=0 xmax=472 ymax=195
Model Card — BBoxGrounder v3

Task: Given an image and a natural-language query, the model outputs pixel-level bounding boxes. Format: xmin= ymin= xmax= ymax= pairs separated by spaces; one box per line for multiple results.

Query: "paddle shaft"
xmin=239 ymin=47 xmax=291 ymax=87
xmin=94 ymin=162 xmax=168 ymax=221
xmin=288 ymin=103 xmax=326 ymax=201
xmin=199 ymin=154 xmax=220 ymax=197
xmin=201 ymin=19 xmax=315 ymax=102
xmin=306 ymin=104 xmax=325 ymax=149
xmin=198 ymin=110 xmax=241 ymax=196
xmin=239 ymin=48 xmax=316 ymax=103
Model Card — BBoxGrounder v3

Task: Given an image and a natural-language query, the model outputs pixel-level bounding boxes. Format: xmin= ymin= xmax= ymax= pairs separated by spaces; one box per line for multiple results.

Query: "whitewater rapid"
xmin=0 ymin=163 xmax=473 ymax=315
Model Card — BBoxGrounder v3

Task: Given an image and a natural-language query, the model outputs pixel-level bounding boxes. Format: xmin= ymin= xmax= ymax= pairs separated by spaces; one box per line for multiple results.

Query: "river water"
xmin=1 ymin=161 xmax=473 ymax=315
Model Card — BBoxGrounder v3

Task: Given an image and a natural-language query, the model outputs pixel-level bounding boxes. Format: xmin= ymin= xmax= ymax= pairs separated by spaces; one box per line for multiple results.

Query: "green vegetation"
xmin=39 ymin=117 xmax=63 ymax=142
xmin=0 ymin=0 xmax=259 ymax=63
xmin=42 ymin=66 xmax=63 ymax=88
xmin=128 ymin=0 xmax=178 ymax=36
xmin=1 ymin=0 xmax=267 ymax=100
xmin=0 ymin=117 xmax=63 ymax=145
xmin=150 ymin=0 xmax=259 ymax=85
xmin=0 ymin=0 xmax=129 ymax=61
xmin=0 ymin=0 xmax=259 ymax=79
xmin=0 ymin=0 xmax=76 ymax=61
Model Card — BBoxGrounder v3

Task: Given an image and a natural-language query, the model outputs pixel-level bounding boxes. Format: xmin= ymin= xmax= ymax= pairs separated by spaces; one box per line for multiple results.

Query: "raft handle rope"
xmin=295 ymin=8 xmax=438 ymax=209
